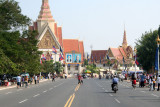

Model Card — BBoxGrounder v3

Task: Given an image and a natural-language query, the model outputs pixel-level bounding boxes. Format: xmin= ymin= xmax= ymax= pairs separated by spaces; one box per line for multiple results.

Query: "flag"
xmin=134 ymin=55 xmax=139 ymax=65
xmin=59 ymin=53 xmax=64 ymax=61
xmin=52 ymin=46 xmax=57 ymax=54
xmin=40 ymin=58 xmax=42 ymax=64
xmin=91 ymin=55 xmax=93 ymax=62
xmin=60 ymin=47 xmax=63 ymax=55
xmin=123 ymin=57 xmax=125 ymax=63
xmin=100 ymin=56 xmax=101 ymax=64
xmin=107 ymin=55 xmax=110 ymax=60
xmin=155 ymin=47 xmax=159 ymax=71
xmin=42 ymin=54 xmax=46 ymax=60
xmin=50 ymin=54 xmax=53 ymax=59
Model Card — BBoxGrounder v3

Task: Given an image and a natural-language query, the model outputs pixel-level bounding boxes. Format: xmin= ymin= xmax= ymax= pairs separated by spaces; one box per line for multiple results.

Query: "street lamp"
xmin=156 ymin=35 xmax=160 ymax=76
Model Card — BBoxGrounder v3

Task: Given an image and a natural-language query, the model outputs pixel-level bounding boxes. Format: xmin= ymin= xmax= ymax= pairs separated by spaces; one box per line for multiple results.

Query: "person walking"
xmin=78 ymin=74 xmax=81 ymax=84
xmin=52 ymin=74 xmax=55 ymax=82
xmin=16 ymin=74 xmax=21 ymax=89
xmin=24 ymin=76 xmax=28 ymax=88
xmin=34 ymin=75 xmax=37 ymax=84
xmin=149 ymin=76 xmax=153 ymax=91
xmin=153 ymin=76 xmax=156 ymax=91
xmin=157 ymin=75 xmax=160 ymax=91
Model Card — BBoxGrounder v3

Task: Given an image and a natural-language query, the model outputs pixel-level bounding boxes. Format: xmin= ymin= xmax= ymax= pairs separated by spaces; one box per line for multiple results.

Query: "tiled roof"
xmin=110 ymin=48 xmax=123 ymax=60
xmin=63 ymin=39 xmax=79 ymax=53
xmin=119 ymin=47 xmax=126 ymax=58
xmin=54 ymin=23 xmax=58 ymax=39
xmin=57 ymin=27 xmax=63 ymax=47
xmin=91 ymin=50 xmax=108 ymax=62
xmin=63 ymin=39 xmax=84 ymax=63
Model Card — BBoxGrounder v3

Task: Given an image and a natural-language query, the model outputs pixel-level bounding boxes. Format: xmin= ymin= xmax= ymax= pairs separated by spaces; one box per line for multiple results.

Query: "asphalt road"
xmin=0 ymin=78 xmax=160 ymax=107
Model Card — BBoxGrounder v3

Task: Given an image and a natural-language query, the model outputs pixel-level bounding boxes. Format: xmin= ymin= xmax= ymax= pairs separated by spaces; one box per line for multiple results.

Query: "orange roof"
xmin=119 ymin=47 xmax=126 ymax=58
xmin=63 ymin=39 xmax=84 ymax=63
xmin=54 ymin=23 xmax=58 ymax=39
xmin=110 ymin=48 xmax=123 ymax=60
xmin=63 ymin=39 xmax=80 ymax=53
xmin=57 ymin=27 xmax=63 ymax=47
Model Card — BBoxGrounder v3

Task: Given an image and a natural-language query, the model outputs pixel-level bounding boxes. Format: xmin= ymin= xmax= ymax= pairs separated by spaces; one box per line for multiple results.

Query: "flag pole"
xmin=156 ymin=35 xmax=160 ymax=76
xmin=134 ymin=48 xmax=137 ymax=79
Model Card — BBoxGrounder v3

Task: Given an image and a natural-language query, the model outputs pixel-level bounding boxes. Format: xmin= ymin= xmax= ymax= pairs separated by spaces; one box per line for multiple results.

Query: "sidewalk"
xmin=0 ymin=79 xmax=48 ymax=91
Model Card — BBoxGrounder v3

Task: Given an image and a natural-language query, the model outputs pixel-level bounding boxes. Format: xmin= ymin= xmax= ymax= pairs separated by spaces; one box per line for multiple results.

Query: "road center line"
xmin=33 ymin=94 xmax=40 ymax=97
xmin=114 ymin=98 xmax=120 ymax=103
xmin=43 ymin=90 xmax=47 ymax=93
xmin=5 ymin=92 xmax=12 ymax=94
xmin=151 ymin=94 xmax=159 ymax=98
xmin=49 ymin=88 xmax=53 ymax=90
xmin=68 ymin=93 xmax=75 ymax=107
xmin=19 ymin=99 xmax=28 ymax=104
xmin=109 ymin=94 xmax=113 ymax=96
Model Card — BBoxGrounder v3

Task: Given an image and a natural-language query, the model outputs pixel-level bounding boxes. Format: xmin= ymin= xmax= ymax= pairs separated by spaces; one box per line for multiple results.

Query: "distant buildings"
xmin=29 ymin=0 xmax=84 ymax=74
xmin=90 ymin=30 xmax=134 ymax=71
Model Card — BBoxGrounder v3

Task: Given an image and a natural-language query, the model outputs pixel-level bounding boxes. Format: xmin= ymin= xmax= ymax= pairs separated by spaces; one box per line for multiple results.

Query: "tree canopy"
xmin=135 ymin=29 xmax=158 ymax=71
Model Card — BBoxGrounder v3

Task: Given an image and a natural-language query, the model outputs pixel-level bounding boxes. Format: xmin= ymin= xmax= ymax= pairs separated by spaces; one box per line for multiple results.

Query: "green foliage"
xmin=42 ymin=60 xmax=55 ymax=74
xmin=84 ymin=59 xmax=88 ymax=66
xmin=0 ymin=0 xmax=42 ymax=76
xmin=86 ymin=64 xmax=99 ymax=74
xmin=53 ymin=62 xmax=63 ymax=74
xmin=0 ymin=0 xmax=30 ymax=31
xmin=135 ymin=30 xmax=158 ymax=71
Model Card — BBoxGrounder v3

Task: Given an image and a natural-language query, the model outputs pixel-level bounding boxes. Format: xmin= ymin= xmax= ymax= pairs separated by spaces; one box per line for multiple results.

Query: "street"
xmin=0 ymin=78 xmax=160 ymax=107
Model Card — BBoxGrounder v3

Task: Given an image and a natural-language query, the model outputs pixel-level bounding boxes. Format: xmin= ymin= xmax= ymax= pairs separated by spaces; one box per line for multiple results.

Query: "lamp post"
xmin=156 ymin=35 xmax=160 ymax=76
xmin=134 ymin=48 xmax=137 ymax=78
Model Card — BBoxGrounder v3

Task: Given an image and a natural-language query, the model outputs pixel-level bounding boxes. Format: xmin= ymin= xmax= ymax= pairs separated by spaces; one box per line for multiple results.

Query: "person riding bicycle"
xmin=112 ymin=75 xmax=119 ymax=90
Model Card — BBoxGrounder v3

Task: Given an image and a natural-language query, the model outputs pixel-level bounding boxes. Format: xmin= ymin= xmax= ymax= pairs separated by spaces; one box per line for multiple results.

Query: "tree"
xmin=42 ymin=60 xmax=55 ymax=74
xmin=135 ymin=30 xmax=158 ymax=71
xmin=53 ymin=62 xmax=63 ymax=74
xmin=0 ymin=0 xmax=30 ymax=31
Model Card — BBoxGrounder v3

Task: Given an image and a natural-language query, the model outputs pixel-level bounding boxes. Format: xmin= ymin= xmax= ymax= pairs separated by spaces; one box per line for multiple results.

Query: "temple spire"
xmin=38 ymin=0 xmax=55 ymax=21
xmin=122 ymin=29 xmax=128 ymax=48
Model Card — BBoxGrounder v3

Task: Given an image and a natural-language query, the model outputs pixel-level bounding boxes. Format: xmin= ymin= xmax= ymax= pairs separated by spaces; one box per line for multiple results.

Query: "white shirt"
xmin=34 ymin=76 xmax=37 ymax=80
xmin=157 ymin=77 xmax=160 ymax=83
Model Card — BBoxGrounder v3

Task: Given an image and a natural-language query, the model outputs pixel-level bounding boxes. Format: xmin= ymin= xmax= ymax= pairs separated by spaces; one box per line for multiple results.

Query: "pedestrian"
xmin=24 ymin=76 xmax=28 ymax=88
xmin=0 ymin=79 xmax=1 ymax=86
xmin=22 ymin=76 xmax=25 ymax=87
xmin=140 ymin=73 xmax=145 ymax=87
xmin=157 ymin=75 xmax=160 ymax=91
xmin=65 ymin=74 xmax=67 ymax=79
xmin=52 ymin=74 xmax=55 ymax=82
xmin=78 ymin=74 xmax=81 ymax=84
xmin=16 ymin=74 xmax=21 ymax=89
xmin=149 ymin=76 xmax=153 ymax=91
xmin=153 ymin=76 xmax=156 ymax=91
xmin=34 ymin=75 xmax=37 ymax=84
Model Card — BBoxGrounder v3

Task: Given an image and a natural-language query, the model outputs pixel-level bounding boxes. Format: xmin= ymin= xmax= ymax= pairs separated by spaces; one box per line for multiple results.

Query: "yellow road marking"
xmin=64 ymin=95 xmax=73 ymax=107
xmin=68 ymin=93 xmax=75 ymax=107
xmin=75 ymin=84 xmax=80 ymax=92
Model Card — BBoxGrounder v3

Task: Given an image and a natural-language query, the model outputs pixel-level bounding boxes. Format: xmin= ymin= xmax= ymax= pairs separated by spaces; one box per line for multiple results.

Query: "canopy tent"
xmin=85 ymin=70 xmax=91 ymax=73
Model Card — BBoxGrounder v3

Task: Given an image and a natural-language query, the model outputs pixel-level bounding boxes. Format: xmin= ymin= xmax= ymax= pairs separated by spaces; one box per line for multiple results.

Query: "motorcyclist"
xmin=112 ymin=75 xmax=119 ymax=90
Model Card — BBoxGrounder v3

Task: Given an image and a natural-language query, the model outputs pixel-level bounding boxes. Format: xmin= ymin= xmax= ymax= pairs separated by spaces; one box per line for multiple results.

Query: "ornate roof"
xmin=38 ymin=0 xmax=55 ymax=21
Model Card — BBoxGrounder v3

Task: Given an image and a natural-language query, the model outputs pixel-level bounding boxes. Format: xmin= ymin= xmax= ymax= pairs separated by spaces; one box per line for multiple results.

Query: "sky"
xmin=15 ymin=0 xmax=160 ymax=54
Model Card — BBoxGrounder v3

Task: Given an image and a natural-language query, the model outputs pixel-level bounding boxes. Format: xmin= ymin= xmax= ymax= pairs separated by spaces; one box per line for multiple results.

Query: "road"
xmin=0 ymin=78 xmax=160 ymax=107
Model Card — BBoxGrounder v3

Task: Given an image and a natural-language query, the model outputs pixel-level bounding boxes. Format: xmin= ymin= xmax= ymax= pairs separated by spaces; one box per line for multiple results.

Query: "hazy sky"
xmin=15 ymin=0 xmax=160 ymax=53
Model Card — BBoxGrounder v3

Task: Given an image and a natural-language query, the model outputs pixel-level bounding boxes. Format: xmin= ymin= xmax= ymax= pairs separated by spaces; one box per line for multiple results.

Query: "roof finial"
xmin=38 ymin=0 xmax=55 ymax=21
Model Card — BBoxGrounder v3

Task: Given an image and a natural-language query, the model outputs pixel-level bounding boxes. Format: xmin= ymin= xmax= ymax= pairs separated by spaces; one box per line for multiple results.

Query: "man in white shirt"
xmin=34 ymin=75 xmax=37 ymax=84
xmin=16 ymin=75 xmax=21 ymax=89
xmin=157 ymin=75 xmax=160 ymax=91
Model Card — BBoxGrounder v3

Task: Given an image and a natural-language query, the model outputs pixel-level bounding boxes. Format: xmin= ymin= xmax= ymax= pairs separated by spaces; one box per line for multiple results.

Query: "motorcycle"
xmin=113 ymin=84 xmax=118 ymax=93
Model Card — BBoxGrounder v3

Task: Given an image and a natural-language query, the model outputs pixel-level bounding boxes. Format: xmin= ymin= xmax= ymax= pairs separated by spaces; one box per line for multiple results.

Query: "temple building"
xmin=107 ymin=29 xmax=134 ymax=69
xmin=90 ymin=29 xmax=134 ymax=70
xmin=29 ymin=0 xmax=84 ymax=74
xmin=63 ymin=39 xmax=85 ymax=74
